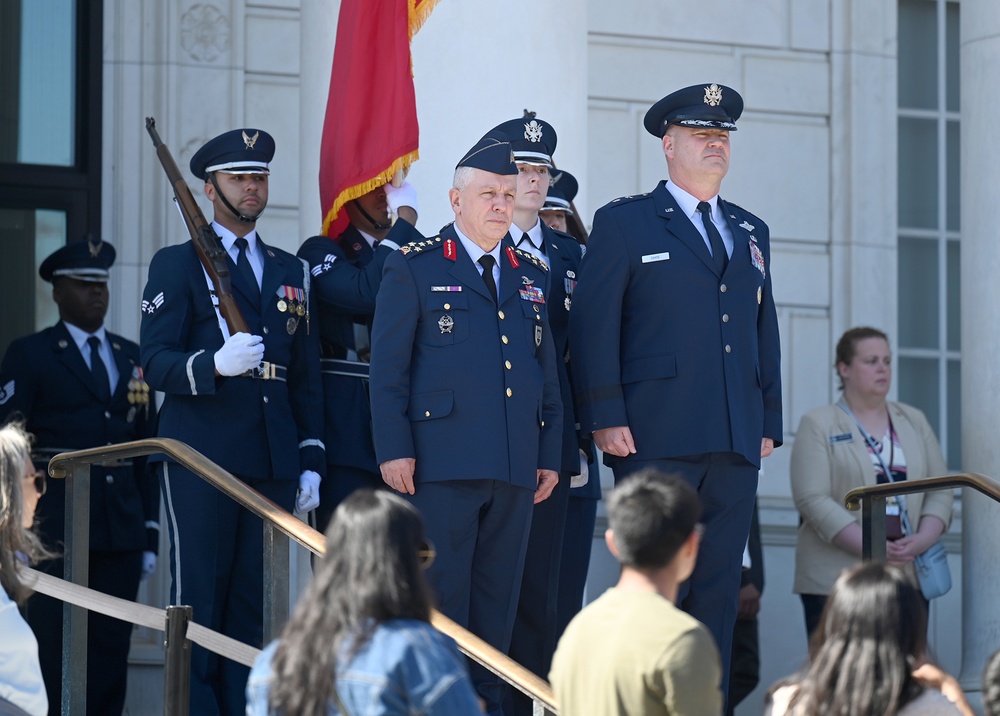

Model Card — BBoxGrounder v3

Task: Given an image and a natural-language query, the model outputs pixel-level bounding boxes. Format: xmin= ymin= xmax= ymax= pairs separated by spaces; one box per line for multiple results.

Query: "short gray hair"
xmin=452 ymin=166 xmax=476 ymax=191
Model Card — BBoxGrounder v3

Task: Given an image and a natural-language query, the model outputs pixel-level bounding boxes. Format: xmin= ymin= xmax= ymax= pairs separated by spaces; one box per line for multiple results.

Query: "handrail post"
xmin=164 ymin=605 xmax=193 ymax=716
xmin=860 ymin=494 xmax=887 ymax=563
xmin=61 ymin=460 xmax=90 ymax=715
xmin=533 ymin=699 xmax=557 ymax=715
xmin=263 ymin=521 xmax=290 ymax=643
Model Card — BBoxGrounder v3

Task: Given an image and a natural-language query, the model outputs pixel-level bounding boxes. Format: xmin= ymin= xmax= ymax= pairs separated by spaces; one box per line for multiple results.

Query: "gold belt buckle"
xmin=257 ymin=361 xmax=276 ymax=380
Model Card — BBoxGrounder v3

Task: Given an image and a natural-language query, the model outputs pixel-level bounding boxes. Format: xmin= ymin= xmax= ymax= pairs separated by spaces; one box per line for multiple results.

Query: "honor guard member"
xmin=540 ymin=170 xmax=604 ymax=643
xmin=369 ymin=131 xmax=563 ymax=716
xmin=569 ymin=83 xmax=782 ymax=703
xmin=298 ymin=182 xmax=422 ymax=532
xmin=140 ymin=128 xmax=325 ymax=716
xmin=539 ymin=168 xmax=578 ymax=234
xmin=487 ymin=116 xmax=585 ymax=712
xmin=0 ymin=237 xmax=159 ymax=716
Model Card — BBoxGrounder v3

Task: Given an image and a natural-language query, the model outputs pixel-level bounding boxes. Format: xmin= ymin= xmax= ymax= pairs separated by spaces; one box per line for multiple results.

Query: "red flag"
xmin=319 ymin=0 xmax=438 ymax=237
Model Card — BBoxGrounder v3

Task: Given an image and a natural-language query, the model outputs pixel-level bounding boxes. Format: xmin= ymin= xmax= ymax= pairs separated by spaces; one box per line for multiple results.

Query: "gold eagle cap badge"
xmin=704 ymin=83 xmax=723 ymax=107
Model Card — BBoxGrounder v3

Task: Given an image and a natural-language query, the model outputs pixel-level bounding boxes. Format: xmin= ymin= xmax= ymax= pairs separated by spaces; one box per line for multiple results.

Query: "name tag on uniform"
xmin=430 ymin=286 xmax=463 ymax=292
xmin=641 ymin=252 xmax=670 ymax=263
xmin=829 ymin=432 xmax=854 ymax=444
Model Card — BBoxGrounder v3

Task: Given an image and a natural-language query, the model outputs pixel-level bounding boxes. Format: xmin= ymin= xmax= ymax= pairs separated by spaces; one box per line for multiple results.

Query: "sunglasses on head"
xmin=417 ymin=540 xmax=436 ymax=569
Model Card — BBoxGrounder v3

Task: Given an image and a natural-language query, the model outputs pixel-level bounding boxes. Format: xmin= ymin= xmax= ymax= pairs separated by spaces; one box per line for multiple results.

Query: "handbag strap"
xmin=836 ymin=400 xmax=915 ymax=536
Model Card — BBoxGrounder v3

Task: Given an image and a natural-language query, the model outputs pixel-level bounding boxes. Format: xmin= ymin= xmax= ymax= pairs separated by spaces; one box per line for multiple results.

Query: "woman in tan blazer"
xmin=791 ymin=327 xmax=953 ymax=637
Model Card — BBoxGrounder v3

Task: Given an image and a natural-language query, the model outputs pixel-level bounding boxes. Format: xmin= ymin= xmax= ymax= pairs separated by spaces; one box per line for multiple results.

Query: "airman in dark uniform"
xmin=0 ymin=237 xmax=159 ymax=716
xmin=139 ymin=128 xmax=325 ymax=716
xmin=369 ymin=131 xmax=563 ymax=716
xmin=569 ymin=83 xmax=782 ymax=703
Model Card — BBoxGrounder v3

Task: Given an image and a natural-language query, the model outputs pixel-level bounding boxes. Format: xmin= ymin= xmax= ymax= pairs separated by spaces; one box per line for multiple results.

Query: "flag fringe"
xmin=321 ymin=149 xmax=420 ymax=236
xmin=408 ymin=0 xmax=440 ymax=39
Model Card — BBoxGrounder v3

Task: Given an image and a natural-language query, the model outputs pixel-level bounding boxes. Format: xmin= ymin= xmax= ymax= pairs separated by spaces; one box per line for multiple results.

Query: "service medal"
xmin=287 ymin=317 xmax=299 ymax=334
xmin=439 ymin=314 xmax=454 ymax=334
xmin=296 ymin=303 xmax=305 ymax=316
xmin=564 ymin=296 xmax=572 ymax=311
xmin=277 ymin=299 xmax=288 ymax=313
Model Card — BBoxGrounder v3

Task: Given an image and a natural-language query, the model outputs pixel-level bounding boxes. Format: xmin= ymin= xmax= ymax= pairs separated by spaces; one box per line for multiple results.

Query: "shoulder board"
xmin=607 ymin=192 xmax=650 ymax=208
xmin=398 ymin=235 xmax=443 ymax=258
xmin=514 ymin=248 xmax=548 ymax=272
xmin=550 ymin=227 xmax=577 ymax=242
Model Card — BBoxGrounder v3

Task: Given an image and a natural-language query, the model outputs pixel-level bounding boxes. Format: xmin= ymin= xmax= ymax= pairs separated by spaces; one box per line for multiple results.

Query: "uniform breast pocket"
xmin=520 ymin=299 xmax=545 ymax=356
xmin=419 ymin=294 xmax=469 ymax=345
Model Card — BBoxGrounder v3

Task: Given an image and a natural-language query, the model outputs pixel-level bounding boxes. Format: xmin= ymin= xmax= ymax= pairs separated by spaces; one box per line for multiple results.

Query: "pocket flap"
xmin=621 ymin=353 xmax=676 ymax=384
xmin=408 ymin=389 xmax=454 ymax=421
xmin=428 ymin=293 xmax=467 ymax=312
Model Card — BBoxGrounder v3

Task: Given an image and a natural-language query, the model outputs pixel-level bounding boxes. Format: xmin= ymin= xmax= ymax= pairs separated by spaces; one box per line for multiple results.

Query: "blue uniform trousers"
xmin=554 ymin=491 xmax=599 ymax=639
xmin=160 ymin=463 xmax=296 ymax=716
xmin=405 ymin=479 xmax=534 ymax=716
xmin=613 ymin=453 xmax=758 ymax=703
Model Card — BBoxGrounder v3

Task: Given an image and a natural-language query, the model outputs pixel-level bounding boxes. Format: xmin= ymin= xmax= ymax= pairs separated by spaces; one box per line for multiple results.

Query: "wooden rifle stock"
xmin=145 ymin=117 xmax=250 ymax=335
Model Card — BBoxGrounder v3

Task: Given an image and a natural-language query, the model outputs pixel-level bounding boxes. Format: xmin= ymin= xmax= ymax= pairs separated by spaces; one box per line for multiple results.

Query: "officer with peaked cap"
xmin=568 ymin=83 xmax=782 ymax=706
xmin=539 ymin=168 xmax=579 ymax=234
xmin=486 ymin=116 xmax=587 ymax=715
xmin=140 ymin=128 xmax=325 ymax=715
xmin=369 ymin=130 xmax=563 ymax=716
xmin=0 ymin=236 xmax=159 ymax=716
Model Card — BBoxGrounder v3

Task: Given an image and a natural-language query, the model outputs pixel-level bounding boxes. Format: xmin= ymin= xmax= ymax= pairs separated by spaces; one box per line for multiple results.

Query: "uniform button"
xmin=105 ymin=475 xmax=114 ymax=484
xmin=501 ymin=335 xmax=509 ymax=344
xmin=104 ymin=411 xmax=111 ymax=419
xmin=425 ymin=410 xmax=431 ymax=417
xmin=722 ymin=314 xmax=729 ymax=323
xmin=263 ymin=326 xmax=269 ymax=334
xmin=725 ymin=345 xmax=732 ymax=353
xmin=444 ymin=303 xmax=451 ymax=310
xmin=506 ymin=388 xmax=513 ymax=397
xmin=498 ymin=310 xmax=505 ymax=320
xmin=263 ymin=396 xmax=269 ymax=403
xmin=720 ymin=284 xmax=728 ymax=293
xmin=541 ymin=420 xmax=545 ymax=427
xmin=505 ymin=360 xmax=512 ymax=370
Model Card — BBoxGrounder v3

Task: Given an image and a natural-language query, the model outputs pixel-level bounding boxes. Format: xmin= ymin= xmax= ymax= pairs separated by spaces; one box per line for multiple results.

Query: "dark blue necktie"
xmin=478 ymin=255 xmax=498 ymax=304
xmin=88 ymin=336 xmax=111 ymax=401
xmin=697 ymin=201 xmax=729 ymax=274
xmin=235 ymin=237 xmax=261 ymax=299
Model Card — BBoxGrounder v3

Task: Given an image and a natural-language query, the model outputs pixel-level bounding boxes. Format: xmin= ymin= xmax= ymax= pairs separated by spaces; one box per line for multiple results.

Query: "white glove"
xmin=296 ymin=470 xmax=321 ymax=513
xmin=385 ymin=180 xmax=418 ymax=215
xmin=141 ymin=551 xmax=157 ymax=581
xmin=214 ymin=332 xmax=265 ymax=376
xmin=570 ymin=449 xmax=590 ymax=489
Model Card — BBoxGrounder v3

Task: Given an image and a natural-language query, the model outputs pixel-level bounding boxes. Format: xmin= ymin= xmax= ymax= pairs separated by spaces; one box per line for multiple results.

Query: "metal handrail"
xmin=844 ymin=472 xmax=1000 ymax=561
xmin=48 ymin=438 xmax=558 ymax=714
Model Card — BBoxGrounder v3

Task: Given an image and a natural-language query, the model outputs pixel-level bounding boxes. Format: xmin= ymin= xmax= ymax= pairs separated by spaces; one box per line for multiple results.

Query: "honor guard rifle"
xmin=145 ymin=117 xmax=250 ymax=335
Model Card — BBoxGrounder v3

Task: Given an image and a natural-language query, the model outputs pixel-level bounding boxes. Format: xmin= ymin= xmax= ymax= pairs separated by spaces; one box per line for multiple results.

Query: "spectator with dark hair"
xmin=766 ymin=562 xmax=966 ymax=716
xmin=246 ymin=489 xmax=481 ymax=715
xmin=549 ymin=469 xmax=722 ymax=716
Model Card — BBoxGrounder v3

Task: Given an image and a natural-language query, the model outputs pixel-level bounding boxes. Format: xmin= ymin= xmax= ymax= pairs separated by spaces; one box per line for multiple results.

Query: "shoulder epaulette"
xmin=514 ymin=248 xmax=549 ymax=273
xmin=607 ymin=192 xmax=650 ymax=208
xmin=398 ymin=235 xmax=443 ymax=257
xmin=722 ymin=200 xmax=765 ymax=226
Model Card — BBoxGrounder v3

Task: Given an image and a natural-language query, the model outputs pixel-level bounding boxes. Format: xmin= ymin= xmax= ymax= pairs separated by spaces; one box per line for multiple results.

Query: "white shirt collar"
xmin=63 ymin=321 xmax=107 ymax=354
xmin=213 ymin=222 xmax=259 ymax=256
xmin=453 ymin=223 xmax=502 ymax=265
xmin=665 ymin=181 xmax=720 ymax=223
xmin=514 ymin=218 xmax=544 ymax=250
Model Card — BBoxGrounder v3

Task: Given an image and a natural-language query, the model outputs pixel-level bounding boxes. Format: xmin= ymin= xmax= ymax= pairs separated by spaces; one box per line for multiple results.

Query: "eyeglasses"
xmin=417 ymin=540 xmax=436 ymax=570
xmin=25 ymin=469 xmax=46 ymax=496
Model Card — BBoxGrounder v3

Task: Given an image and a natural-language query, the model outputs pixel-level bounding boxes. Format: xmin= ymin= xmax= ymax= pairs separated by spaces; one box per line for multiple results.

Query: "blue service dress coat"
xmin=139 ymin=235 xmax=325 ymax=481
xmin=369 ymin=224 xmax=564 ymax=488
xmin=569 ymin=180 xmax=782 ymax=468
xmin=298 ymin=220 xmax=422 ymax=474
xmin=0 ymin=321 xmax=158 ymax=552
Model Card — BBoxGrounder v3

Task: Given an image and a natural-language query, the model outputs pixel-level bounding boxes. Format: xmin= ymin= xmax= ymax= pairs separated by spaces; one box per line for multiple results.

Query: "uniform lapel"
xmin=52 ymin=322 xmax=104 ymax=400
xmin=259 ymin=235 xmax=286 ymax=309
xmin=109 ymin=334 xmax=133 ymax=398
xmin=498 ymin=235 xmax=522 ymax=306
xmin=654 ymin=182 xmax=718 ymax=275
xmin=719 ymin=198 xmax=752 ymax=278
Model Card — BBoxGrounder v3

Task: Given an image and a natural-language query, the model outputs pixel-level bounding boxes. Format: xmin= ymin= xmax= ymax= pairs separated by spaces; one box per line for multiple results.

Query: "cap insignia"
xmin=704 ymin=83 xmax=723 ymax=107
xmin=88 ymin=237 xmax=103 ymax=258
xmin=524 ymin=120 xmax=543 ymax=143
xmin=242 ymin=130 xmax=259 ymax=149
xmin=550 ymin=172 xmax=562 ymax=186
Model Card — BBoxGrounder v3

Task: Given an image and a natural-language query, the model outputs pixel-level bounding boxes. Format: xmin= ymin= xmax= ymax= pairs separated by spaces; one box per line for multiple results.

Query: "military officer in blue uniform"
xmin=298 ymin=182 xmax=421 ymax=532
xmin=569 ymin=83 xmax=782 ymax=702
xmin=140 ymin=128 xmax=325 ymax=716
xmin=0 ymin=238 xmax=159 ymax=716
xmin=369 ymin=131 xmax=563 ymax=716
xmin=538 ymin=167 xmax=605 ymax=640
xmin=486 ymin=116 xmax=585 ymax=711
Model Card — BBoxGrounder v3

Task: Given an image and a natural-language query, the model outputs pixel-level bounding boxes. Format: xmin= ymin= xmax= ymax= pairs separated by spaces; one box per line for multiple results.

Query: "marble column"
xmin=958 ymin=0 xmax=1000 ymax=690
